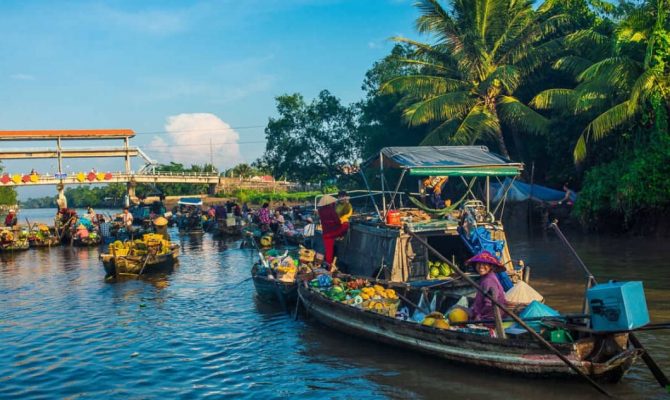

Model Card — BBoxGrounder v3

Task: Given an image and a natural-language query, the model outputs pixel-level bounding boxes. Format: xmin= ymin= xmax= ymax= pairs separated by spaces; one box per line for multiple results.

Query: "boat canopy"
xmin=365 ymin=146 xmax=523 ymax=176
xmin=178 ymin=197 xmax=203 ymax=206
xmin=491 ymin=178 xmax=577 ymax=203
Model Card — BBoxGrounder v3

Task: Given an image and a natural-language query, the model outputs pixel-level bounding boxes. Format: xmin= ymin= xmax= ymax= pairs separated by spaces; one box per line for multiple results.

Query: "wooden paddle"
xmin=550 ymin=221 xmax=669 ymax=390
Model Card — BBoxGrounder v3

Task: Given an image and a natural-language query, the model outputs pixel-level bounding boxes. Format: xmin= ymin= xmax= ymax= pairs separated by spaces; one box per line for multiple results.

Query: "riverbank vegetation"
xmin=257 ymin=0 xmax=669 ymax=233
xmin=217 ymin=189 xmax=324 ymax=205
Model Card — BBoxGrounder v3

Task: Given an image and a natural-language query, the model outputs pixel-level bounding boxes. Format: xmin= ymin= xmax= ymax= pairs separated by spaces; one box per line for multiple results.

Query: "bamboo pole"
xmin=550 ymin=221 xmax=669 ymax=390
xmin=404 ymin=226 xmax=612 ymax=398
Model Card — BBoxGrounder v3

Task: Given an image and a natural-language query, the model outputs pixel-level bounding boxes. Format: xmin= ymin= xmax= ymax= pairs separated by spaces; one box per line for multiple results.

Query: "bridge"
xmin=0 ymin=129 xmax=222 ymax=207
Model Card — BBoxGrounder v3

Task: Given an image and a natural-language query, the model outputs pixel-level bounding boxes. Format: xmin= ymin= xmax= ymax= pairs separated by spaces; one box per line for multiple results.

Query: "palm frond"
xmin=392 ymin=58 xmax=454 ymax=73
xmin=419 ymin=119 xmax=461 ymax=145
xmin=573 ymin=133 xmax=588 ymax=164
xmin=584 ymin=100 xmax=636 ymax=143
xmin=479 ymin=65 xmax=521 ymax=94
xmin=530 ymin=89 xmax=576 ymax=111
xmin=380 ymin=76 xmax=468 ymax=98
xmin=497 ymin=95 xmax=549 ymax=135
xmin=628 ymin=67 xmax=664 ymax=111
xmin=449 ymin=104 xmax=501 ymax=145
xmin=577 ymin=57 xmax=641 ymax=91
xmin=552 ymin=56 xmax=594 ymax=78
xmin=402 ymin=92 xmax=478 ymax=126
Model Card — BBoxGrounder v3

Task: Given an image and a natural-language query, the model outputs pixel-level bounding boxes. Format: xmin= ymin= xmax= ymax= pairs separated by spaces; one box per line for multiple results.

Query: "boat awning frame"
xmin=363 ymin=146 xmax=523 ymax=177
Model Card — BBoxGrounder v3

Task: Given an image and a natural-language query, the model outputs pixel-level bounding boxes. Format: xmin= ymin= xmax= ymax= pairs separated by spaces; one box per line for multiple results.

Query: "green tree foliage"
xmin=532 ymin=0 xmax=670 ymax=162
xmin=380 ymin=0 xmax=577 ymax=158
xmin=261 ymin=90 xmax=360 ymax=182
xmin=0 ymin=163 xmax=18 ymax=206
xmin=136 ymin=162 xmax=214 ymax=196
xmin=223 ymin=163 xmax=264 ymax=178
xmin=64 ymin=183 xmax=127 ymax=208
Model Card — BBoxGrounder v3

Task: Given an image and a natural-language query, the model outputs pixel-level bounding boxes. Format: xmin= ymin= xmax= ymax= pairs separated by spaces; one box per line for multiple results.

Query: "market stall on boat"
xmin=327 ymin=145 xmax=526 ymax=287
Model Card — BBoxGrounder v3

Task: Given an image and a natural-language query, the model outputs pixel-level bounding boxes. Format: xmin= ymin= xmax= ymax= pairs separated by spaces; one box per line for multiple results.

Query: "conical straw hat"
xmin=317 ymin=195 xmax=337 ymax=207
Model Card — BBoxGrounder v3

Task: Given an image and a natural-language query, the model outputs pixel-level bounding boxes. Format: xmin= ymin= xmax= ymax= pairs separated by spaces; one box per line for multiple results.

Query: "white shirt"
xmin=303 ymin=223 xmax=315 ymax=238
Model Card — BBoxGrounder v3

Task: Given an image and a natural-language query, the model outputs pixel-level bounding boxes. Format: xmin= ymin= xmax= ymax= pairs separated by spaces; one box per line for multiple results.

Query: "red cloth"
xmin=318 ymin=204 xmax=341 ymax=234
xmin=322 ymin=222 xmax=349 ymax=264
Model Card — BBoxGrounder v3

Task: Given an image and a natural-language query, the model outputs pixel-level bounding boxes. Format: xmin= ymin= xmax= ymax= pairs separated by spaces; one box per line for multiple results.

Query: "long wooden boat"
xmin=28 ymin=236 xmax=59 ymax=248
xmin=212 ymin=218 xmax=243 ymax=237
xmin=298 ymin=282 xmax=641 ymax=381
xmin=101 ymin=243 xmax=180 ymax=277
xmin=251 ymin=262 xmax=297 ymax=308
xmin=73 ymin=235 xmax=102 ymax=247
xmin=0 ymin=239 xmax=30 ymax=252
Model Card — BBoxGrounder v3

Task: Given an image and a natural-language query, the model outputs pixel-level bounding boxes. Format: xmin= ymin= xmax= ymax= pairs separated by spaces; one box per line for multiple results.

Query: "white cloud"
xmin=148 ymin=113 xmax=242 ymax=170
xmin=10 ymin=73 xmax=35 ymax=81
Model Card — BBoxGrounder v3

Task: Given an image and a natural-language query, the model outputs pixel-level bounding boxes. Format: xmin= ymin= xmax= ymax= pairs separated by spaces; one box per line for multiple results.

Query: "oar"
xmin=550 ymin=221 xmax=669 ymax=390
xmin=405 ymin=226 xmax=612 ymax=398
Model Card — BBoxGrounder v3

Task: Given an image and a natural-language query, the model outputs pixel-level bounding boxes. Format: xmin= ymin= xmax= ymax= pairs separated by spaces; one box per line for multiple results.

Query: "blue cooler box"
xmin=586 ymin=281 xmax=649 ymax=332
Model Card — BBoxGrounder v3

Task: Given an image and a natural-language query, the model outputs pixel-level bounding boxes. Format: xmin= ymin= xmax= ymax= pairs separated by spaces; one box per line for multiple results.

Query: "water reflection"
xmin=0 ymin=221 xmax=668 ymax=399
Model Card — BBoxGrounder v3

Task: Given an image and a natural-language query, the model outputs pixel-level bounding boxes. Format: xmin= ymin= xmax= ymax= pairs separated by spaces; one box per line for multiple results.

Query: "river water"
xmin=1 ymin=209 xmax=668 ymax=399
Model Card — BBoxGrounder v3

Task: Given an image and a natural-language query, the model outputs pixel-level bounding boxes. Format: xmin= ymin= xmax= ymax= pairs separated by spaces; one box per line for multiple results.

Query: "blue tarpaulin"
xmin=491 ymin=178 xmax=577 ymax=203
xmin=458 ymin=225 xmax=514 ymax=291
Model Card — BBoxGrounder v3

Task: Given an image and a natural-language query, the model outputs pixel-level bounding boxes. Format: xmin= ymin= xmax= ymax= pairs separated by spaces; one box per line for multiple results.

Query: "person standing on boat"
xmin=335 ymin=190 xmax=353 ymax=225
xmin=317 ymin=195 xmax=348 ymax=266
xmin=257 ymin=202 xmax=272 ymax=232
xmin=467 ymin=251 xmax=507 ymax=322
xmin=153 ymin=216 xmax=169 ymax=241
xmin=4 ymin=209 xmax=17 ymax=227
xmin=122 ymin=207 xmax=134 ymax=239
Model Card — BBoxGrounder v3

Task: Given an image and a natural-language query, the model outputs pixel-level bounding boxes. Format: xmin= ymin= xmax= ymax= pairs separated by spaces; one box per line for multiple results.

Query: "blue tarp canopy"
xmin=364 ymin=146 xmax=523 ymax=177
xmin=491 ymin=178 xmax=577 ymax=203
xmin=178 ymin=197 xmax=203 ymax=206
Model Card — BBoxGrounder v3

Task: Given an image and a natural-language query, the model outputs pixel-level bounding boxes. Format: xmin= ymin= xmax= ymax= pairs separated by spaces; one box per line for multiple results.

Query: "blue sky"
xmin=0 ymin=0 xmax=419 ymax=199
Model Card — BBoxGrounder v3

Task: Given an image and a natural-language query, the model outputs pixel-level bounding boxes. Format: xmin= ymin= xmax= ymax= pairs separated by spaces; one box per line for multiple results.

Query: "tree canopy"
xmin=260 ymin=90 xmax=361 ymax=182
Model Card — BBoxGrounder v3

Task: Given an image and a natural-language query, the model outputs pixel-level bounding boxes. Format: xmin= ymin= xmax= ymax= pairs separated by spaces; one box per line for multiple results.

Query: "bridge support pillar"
xmin=127 ymin=181 xmax=139 ymax=205
xmin=56 ymin=183 xmax=67 ymax=209
xmin=208 ymin=183 xmax=217 ymax=195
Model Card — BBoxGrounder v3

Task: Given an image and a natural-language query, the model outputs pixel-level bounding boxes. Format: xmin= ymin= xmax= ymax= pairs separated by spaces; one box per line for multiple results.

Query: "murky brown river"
xmin=1 ymin=209 xmax=668 ymax=399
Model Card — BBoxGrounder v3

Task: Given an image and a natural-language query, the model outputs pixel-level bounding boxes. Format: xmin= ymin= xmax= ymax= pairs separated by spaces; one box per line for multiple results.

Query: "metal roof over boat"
xmin=365 ymin=146 xmax=523 ymax=176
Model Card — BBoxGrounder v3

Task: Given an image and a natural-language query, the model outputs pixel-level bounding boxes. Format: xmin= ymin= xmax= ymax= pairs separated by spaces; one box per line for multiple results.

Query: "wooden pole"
xmin=404 ymin=226 xmax=612 ymax=397
xmin=550 ymin=221 xmax=669 ymax=389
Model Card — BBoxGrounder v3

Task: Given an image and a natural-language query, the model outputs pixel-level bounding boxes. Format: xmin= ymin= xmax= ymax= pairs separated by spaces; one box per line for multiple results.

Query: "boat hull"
xmin=251 ymin=264 xmax=297 ymax=308
xmin=102 ymin=247 xmax=180 ymax=277
xmin=298 ymin=285 xmax=639 ymax=381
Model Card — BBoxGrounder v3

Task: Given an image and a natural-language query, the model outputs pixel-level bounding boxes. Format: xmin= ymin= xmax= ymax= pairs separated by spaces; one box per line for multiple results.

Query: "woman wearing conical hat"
xmin=467 ymin=251 xmax=508 ymax=322
xmin=317 ymin=194 xmax=349 ymax=266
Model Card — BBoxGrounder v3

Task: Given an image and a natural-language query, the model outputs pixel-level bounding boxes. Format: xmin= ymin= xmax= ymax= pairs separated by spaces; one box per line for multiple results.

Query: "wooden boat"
xmin=212 ymin=218 xmax=243 ymax=237
xmin=0 ymin=229 xmax=30 ymax=252
xmin=101 ymin=242 xmax=179 ymax=277
xmin=251 ymin=262 xmax=298 ymax=308
xmin=71 ymin=232 xmax=102 ymax=247
xmin=301 ymin=146 xmax=645 ymax=385
xmin=0 ymin=239 xmax=30 ymax=252
xmin=298 ymin=281 xmax=641 ymax=381
xmin=28 ymin=235 xmax=59 ymax=248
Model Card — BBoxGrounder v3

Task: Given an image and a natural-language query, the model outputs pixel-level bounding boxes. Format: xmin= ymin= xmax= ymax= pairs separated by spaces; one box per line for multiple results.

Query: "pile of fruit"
xmin=310 ymin=276 xmax=400 ymax=317
xmin=428 ymin=260 xmax=453 ymax=279
xmin=420 ymin=307 xmax=470 ymax=330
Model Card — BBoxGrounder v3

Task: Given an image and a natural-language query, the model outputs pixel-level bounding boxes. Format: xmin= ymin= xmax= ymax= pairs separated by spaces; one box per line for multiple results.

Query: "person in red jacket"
xmin=317 ymin=195 xmax=349 ymax=265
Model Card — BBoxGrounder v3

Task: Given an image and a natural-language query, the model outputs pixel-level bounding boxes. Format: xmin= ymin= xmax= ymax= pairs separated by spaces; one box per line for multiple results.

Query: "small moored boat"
xmin=101 ymin=234 xmax=179 ymax=277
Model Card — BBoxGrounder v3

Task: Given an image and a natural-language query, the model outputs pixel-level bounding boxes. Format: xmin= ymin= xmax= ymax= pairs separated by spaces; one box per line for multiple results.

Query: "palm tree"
xmin=381 ymin=0 xmax=571 ymax=158
xmin=531 ymin=0 xmax=670 ymax=162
